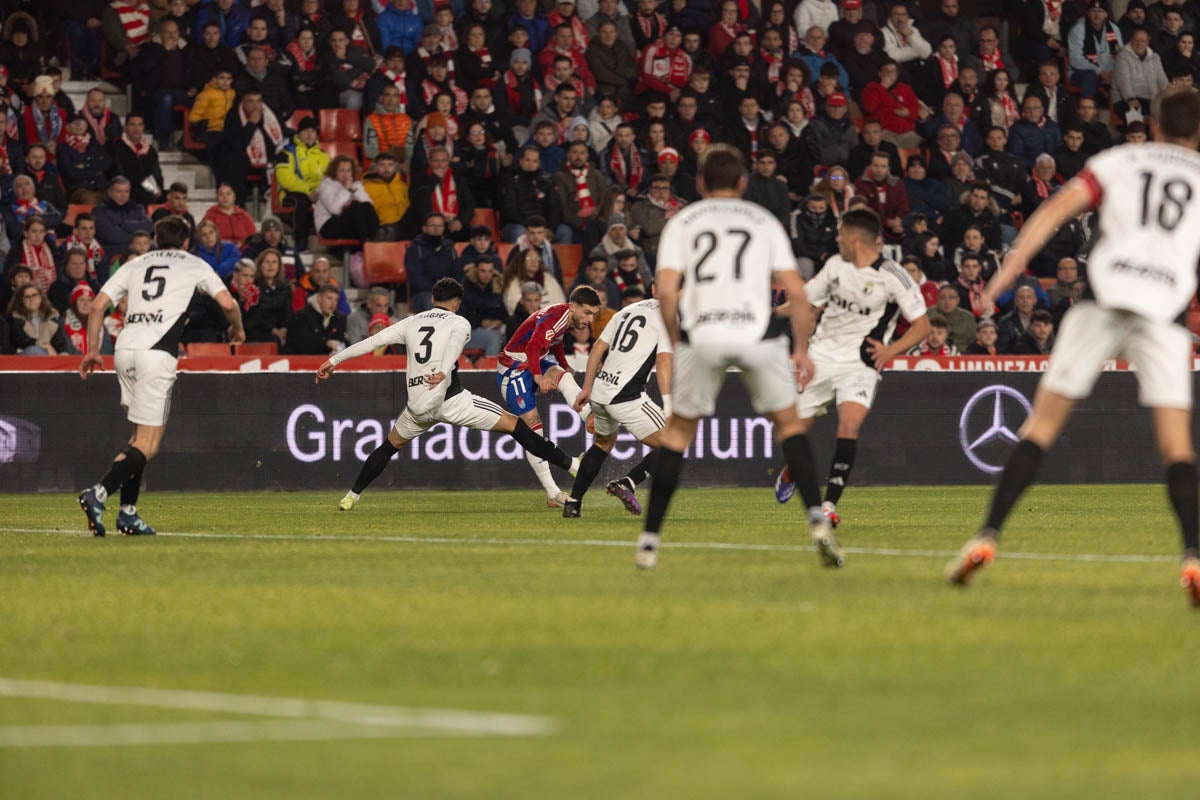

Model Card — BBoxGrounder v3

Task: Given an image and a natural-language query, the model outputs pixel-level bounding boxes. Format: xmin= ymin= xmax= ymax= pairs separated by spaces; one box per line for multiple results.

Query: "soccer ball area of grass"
xmin=1 ymin=485 xmax=1197 ymax=800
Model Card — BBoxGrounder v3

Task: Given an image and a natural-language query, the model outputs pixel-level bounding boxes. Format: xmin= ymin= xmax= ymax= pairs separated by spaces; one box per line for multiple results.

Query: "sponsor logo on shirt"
xmin=1110 ymin=260 xmax=1177 ymax=287
xmin=126 ymin=311 xmax=165 ymax=324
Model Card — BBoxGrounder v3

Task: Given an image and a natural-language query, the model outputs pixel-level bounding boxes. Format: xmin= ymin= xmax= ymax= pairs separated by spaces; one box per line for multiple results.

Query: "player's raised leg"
xmin=947 ymin=386 xmax=1075 ymax=585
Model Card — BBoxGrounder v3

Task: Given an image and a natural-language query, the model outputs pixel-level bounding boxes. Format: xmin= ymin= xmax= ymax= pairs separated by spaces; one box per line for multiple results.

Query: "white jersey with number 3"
xmin=329 ymin=308 xmax=471 ymax=415
xmin=655 ymin=197 xmax=796 ymax=346
xmin=99 ymin=249 xmax=228 ymax=354
xmin=592 ymin=298 xmax=673 ymax=404
xmin=1080 ymin=142 xmax=1200 ymax=324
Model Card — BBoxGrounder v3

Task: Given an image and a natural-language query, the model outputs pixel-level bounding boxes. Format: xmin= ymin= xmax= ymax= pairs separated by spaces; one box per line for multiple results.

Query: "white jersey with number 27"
xmin=1080 ymin=142 xmax=1200 ymax=324
xmin=655 ymin=197 xmax=796 ymax=347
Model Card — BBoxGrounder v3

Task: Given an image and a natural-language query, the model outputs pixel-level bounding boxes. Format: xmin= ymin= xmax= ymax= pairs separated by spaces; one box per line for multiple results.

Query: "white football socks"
xmin=557 ymin=372 xmax=583 ymax=414
xmin=526 ymin=449 xmax=560 ymax=496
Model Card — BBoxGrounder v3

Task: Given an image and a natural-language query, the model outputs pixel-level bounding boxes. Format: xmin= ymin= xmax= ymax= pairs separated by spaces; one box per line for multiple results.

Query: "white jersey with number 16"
xmin=655 ymin=197 xmax=796 ymax=347
xmin=1080 ymin=142 xmax=1200 ymax=324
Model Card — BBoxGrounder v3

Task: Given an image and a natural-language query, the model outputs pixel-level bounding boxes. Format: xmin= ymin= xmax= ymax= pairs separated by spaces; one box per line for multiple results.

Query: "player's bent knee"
xmin=492 ymin=413 xmax=518 ymax=434
xmin=595 ymin=433 xmax=618 ymax=451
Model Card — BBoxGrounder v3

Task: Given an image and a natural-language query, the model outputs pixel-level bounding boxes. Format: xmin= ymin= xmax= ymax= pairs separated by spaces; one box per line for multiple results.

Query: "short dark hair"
xmin=1154 ymin=86 xmax=1200 ymax=140
xmin=432 ymin=277 xmax=464 ymax=302
xmin=1030 ymin=309 xmax=1054 ymax=324
xmin=840 ymin=207 xmax=882 ymax=240
xmin=526 ymin=215 xmax=547 ymax=229
xmin=155 ymin=216 xmax=191 ymax=249
xmin=318 ymin=283 xmax=340 ymax=297
xmin=424 ymin=211 xmax=446 ymax=225
xmin=929 ymin=316 xmax=949 ymax=330
xmin=74 ymin=212 xmax=94 ymax=225
xmin=700 ymin=145 xmax=747 ymax=192
xmin=569 ymin=285 xmax=602 ymax=307
xmin=614 ymin=249 xmax=637 ymax=263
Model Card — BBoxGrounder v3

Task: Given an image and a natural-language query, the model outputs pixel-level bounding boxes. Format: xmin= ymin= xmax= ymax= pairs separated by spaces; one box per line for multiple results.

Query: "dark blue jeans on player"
xmin=153 ymin=89 xmax=192 ymax=148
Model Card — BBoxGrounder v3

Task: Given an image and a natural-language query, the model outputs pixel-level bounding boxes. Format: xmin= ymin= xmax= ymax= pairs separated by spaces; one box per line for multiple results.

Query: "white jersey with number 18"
xmin=655 ymin=197 xmax=796 ymax=347
xmin=99 ymin=249 xmax=228 ymax=355
xmin=1080 ymin=142 xmax=1200 ymax=324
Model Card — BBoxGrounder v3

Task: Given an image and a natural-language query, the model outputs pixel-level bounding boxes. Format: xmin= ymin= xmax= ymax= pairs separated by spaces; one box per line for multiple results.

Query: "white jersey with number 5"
xmin=329 ymin=308 xmax=471 ymax=415
xmin=1079 ymin=142 xmax=1200 ymax=324
xmin=99 ymin=249 xmax=228 ymax=354
xmin=655 ymin=197 xmax=796 ymax=346
xmin=592 ymin=298 xmax=673 ymax=404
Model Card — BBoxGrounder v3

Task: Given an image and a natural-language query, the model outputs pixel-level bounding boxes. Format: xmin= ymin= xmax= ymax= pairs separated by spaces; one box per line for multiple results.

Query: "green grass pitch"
xmin=2 ymin=485 xmax=1199 ymax=799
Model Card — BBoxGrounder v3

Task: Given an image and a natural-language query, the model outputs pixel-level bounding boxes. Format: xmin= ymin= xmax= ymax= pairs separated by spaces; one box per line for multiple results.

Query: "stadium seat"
xmin=319 ymin=109 xmax=363 ymax=144
xmin=235 ymin=342 xmax=279 ymax=356
xmin=317 ymin=235 xmax=362 ymax=248
xmin=363 ymin=241 xmax=408 ymax=284
xmin=456 ymin=355 xmax=474 ymax=370
xmin=454 ymin=241 xmax=469 ymax=254
xmin=185 ymin=343 xmax=232 ymax=357
xmin=474 ymin=355 xmax=499 ymax=370
xmin=287 ymin=110 xmax=315 ymax=130
xmin=899 ymin=148 xmax=921 ymax=169
xmin=496 ymin=242 xmax=514 ymax=264
xmin=1038 ymin=277 xmax=1056 ymax=291
xmin=269 ymin=171 xmax=293 ymax=219
xmin=323 ymin=139 xmax=362 ymax=162
xmin=554 ymin=244 xmax=582 ymax=285
xmin=64 ymin=203 xmax=92 ymax=227
xmin=469 ymin=208 xmax=500 ymax=238
xmin=182 ymin=121 xmax=206 ymax=151
xmin=146 ymin=203 xmax=165 ymax=218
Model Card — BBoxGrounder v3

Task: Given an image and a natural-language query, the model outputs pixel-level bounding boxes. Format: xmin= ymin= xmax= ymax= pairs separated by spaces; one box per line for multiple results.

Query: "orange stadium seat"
xmin=287 ymin=110 xmax=315 ymax=130
xmin=64 ymin=203 xmax=92 ymax=227
xmin=554 ymin=244 xmax=582 ymax=285
xmin=235 ymin=342 xmax=279 ymax=356
xmin=363 ymin=241 xmax=408 ymax=284
xmin=470 ymin=208 xmax=500 ymax=237
xmin=320 ymin=109 xmax=363 ymax=144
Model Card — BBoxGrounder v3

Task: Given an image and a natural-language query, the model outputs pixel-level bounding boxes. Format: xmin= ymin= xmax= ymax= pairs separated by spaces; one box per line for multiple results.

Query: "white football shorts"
xmin=672 ymin=338 xmax=796 ymax=418
xmin=1042 ymin=301 xmax=1193 ymax=409
xmin=796 ymin=360 xmax=881 ymax=418
xmin=115 ymin=349 xmax=179 ymax=427
xmin=393 ymin=389 xmax=506 ymax=440
xmin=590 ymin=394 xmax=667 ymax=441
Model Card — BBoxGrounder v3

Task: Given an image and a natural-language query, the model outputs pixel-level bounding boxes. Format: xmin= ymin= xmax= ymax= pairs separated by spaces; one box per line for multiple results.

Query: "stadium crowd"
xmin=0 ymin=0 xmax=1167 ymax=359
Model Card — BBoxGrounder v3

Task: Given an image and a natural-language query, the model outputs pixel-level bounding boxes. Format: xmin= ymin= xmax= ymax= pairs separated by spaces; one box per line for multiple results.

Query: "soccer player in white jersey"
xmin=77 ymin=218 xmax=245 ymax=536
xmin=635 ymin=145 xmax=842 ymax=570
xmin=317 ymin=278 xmax=581 ymax=509
xmin=563 ymin=287 xmax=674 ymax=518
xmin=948 ymin=86 xmax=1200 ymax=605
xmin=773 ymin=207 xmax=931 ymax=525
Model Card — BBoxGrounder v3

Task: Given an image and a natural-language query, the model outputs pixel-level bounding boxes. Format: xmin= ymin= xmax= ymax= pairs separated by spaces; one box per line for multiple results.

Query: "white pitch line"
xmin=0 ymin=678 xmax=558 ymax=740
xmin=0 ymin=720 xmax=473 ymax=748
xmin=0 ymin=527 xmax=1178 ymax=564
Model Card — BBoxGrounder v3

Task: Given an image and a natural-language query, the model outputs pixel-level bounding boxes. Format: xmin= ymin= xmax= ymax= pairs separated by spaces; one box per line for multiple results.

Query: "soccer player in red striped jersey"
xmin=496 ymin=285 xmax=602 ymax=506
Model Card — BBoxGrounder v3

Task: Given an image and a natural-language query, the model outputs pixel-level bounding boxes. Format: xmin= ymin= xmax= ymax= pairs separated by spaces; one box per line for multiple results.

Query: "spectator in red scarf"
xmin=553 ymin=141 xmax=610 ymax=245
xmin=3 ymin=216 xmax=58 ymax=294
xmin=59 ymin=282 xmax=103 ymax=355
xmin=602 ymin=122 xmax=648 ymax=199
xmin=639 ymin=25 xmax=691 ymax=101
xmin=410 ymin=145 xmax=474 ymax=241
xmin=1020 ymin=153 xmax=1062 ymax=215
xmin=953 ymin=254 xmax=997 ymax=318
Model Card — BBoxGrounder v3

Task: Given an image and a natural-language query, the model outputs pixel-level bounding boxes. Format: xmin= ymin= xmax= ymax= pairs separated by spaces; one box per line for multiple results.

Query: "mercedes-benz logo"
xmin=958 ymin=386 xmax=1032 ymax=474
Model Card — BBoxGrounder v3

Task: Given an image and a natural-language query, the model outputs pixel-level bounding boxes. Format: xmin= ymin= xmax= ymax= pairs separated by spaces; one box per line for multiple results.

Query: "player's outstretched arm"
xmin=79 ymin=290 xmax=113 ymax=380
xmin=985 ymin=178 xmax=1096 ymax=305
xmin=214 ymin=290 xmax=246 ymax=346
xmin=315 ymin=321 xmax=407 ymax=382
xmin=576 ymin=338 xmax=609 ymax=411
